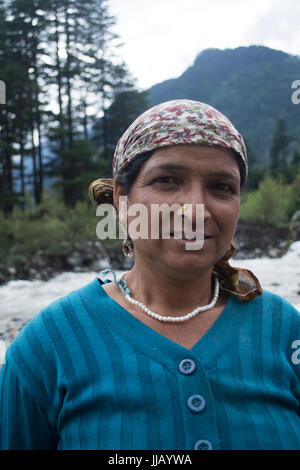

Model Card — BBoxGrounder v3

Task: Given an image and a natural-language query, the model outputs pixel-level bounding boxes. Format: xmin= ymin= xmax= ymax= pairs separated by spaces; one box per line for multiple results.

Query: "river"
xmin=1 ymin=241 xmax=300 ymax=336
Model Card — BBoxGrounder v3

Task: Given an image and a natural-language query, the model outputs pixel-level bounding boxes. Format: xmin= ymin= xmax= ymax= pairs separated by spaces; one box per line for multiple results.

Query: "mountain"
xmin=147 ymin=46 xmax=300 ymax=164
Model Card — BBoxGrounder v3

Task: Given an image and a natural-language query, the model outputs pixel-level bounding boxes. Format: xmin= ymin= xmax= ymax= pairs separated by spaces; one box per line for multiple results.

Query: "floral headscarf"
xmin=89 ymin=99 xmax=263 ymax=301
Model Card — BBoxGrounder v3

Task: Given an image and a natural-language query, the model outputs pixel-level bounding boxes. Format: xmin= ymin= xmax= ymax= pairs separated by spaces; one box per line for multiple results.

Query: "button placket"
xmin=194 ymin=439 xmax=213 ymax=450
xmin=178 ymin=358 xmax=196 ymax=375
xmin=187 ymin=394 xmax=206 ymax=413
xmin=178 ymin=356 xmax=220 ymax=450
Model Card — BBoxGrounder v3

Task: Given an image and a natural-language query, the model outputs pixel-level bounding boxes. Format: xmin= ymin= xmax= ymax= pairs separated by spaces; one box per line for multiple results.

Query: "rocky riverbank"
xmin=0 ymin=219 xmax=297 ymax=287
xmin=0 ymin=219 xmax=299 ymax=347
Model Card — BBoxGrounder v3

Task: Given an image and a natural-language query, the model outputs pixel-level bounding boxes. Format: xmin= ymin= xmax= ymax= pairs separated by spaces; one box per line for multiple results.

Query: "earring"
xmin=122 ymin=233 xmax=134 ymax=257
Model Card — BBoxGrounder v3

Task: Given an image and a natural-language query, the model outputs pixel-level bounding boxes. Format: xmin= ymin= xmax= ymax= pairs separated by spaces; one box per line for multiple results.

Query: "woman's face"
xmin=115 ymin=144 xmax=241 ymax=279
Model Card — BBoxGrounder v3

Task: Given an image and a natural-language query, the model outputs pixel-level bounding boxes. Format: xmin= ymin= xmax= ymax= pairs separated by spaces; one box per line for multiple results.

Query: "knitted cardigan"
xmin=1 ymin=277 xmax=300 ymax=450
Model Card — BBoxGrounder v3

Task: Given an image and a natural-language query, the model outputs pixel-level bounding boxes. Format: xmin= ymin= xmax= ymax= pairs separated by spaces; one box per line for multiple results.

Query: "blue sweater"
xmin=1 ymin=277 xmax=300 ymax=450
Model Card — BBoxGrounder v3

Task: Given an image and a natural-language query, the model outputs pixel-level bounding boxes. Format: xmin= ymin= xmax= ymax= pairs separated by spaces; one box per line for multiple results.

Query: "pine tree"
xmin=0 ymin=0 xmax=146 ymax=210
xmin=243 ymin=135 xmax=267 ymax=190
xmin=269 ymin=118 xmax=289 ymax=180
xmin=0 ymin=0 xmax=34 ymax=212
xmin=0 ymin=0 xmax=50 ymax=209
xmin=98 ymin=89 xmax=150 ymax=174
xmin=292 ymin=148 xmax=300 ymax=169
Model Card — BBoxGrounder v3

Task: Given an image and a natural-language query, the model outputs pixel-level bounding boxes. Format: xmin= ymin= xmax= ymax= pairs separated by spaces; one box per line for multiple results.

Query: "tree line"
xmin=243 ymin=117 xmax=300 ymax=192
xmin=0 ymin=0 xmax=149 ymax=213
xmin=0 ymin=1 xmax=299 ymax=216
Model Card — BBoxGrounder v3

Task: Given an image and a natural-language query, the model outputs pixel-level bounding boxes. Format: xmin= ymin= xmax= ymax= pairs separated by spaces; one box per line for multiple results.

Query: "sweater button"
xmin=178 ymin=359 xmax=196 ymax=375
xmin=194 ymin=440 xmax=213 ymax=450
xmin=187 ymin=394 xmax=206 ymax=413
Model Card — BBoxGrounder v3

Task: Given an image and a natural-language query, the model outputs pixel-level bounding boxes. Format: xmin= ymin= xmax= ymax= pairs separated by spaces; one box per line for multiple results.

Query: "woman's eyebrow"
xmin=149 ymin=164 xmax=239 ymax=181
xmin=150 ymin=163 xmax=186 ymax=171
xmin=205 ymin=170 xmax=240 ymax=181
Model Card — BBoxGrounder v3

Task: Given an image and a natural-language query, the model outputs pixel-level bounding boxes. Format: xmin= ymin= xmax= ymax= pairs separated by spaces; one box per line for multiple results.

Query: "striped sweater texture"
xmin=1 ymin=277 xmax=300 ymax=450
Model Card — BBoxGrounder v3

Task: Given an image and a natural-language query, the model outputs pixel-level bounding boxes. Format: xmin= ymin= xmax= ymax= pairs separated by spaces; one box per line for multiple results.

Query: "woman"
xmin=1 ymin=99 xmax=300 ymax=450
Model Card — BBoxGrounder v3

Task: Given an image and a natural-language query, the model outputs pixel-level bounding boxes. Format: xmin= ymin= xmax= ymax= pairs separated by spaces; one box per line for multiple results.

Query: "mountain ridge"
xmin=147 ymin=45 xmax=300 ymax=164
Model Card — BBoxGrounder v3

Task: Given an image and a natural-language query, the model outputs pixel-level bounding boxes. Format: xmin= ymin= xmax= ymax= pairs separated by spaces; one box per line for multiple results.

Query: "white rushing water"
xmin=0 ymin=241 xmax=300 ymax=332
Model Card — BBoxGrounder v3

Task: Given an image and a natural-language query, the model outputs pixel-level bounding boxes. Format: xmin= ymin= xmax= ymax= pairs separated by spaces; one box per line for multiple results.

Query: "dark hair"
xmin=116 ymin=151 xmax=154 ymax=194
xmin=116 ymin=147 xmax=247 ymax=194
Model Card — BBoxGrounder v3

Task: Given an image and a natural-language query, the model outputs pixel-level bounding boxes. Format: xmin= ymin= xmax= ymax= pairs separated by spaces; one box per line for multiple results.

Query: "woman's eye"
xmin=153 ymin=176 xmax=177 ymax=184
xmin=214 ymin=182 xmax=233 ymax=192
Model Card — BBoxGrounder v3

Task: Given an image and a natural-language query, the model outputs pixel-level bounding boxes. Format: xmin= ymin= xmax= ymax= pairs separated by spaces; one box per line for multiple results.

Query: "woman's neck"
xmin=125 ymin=259 xmax=216 ymax=316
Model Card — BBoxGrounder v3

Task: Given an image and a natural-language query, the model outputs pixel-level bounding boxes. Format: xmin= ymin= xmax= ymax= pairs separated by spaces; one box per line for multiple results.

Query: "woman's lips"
xmin=165 ymin=235 xmax=213 ymax=250
xmin=167 ymin=234 xmax=213 ymax=243
xmin=168 ymin=233 xmax=212 ymax=239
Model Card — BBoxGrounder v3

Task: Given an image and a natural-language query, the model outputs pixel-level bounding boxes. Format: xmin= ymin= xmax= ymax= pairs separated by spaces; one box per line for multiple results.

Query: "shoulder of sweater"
xmin=6 ymin=277 xmax=103 ymax=369
xmin=2 ymin=280 xmax=101 ymax=422
xmin=245 ymin=288 xmax=300 ymax=324
xmin=261 ymin=289 xmax=299 ymax=312
xmin=230 ymin=287 xmax=299 ymax=320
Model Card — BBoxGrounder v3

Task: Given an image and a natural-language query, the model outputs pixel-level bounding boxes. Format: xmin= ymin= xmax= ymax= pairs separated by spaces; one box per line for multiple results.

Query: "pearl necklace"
xmin=118 ymin=270 xmax=220 ymax=323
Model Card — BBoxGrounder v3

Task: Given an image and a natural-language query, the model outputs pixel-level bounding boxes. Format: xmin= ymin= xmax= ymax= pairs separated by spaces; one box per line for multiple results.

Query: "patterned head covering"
xmin=112 ymin=99 xmax=247 ymax=179
xmin=89 ymin=99 xmax=262 ymax=301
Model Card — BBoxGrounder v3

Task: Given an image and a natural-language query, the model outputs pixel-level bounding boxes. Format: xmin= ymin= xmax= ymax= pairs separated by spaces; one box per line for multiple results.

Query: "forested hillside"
xmin=0 ymin=0 xmax=148 ymax=213
xmin=148 ymin=46 xmax=300 ymax=164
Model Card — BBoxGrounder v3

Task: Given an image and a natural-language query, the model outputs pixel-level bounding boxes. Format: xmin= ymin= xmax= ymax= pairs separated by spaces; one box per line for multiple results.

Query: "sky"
xmin=108 ymin=0 xmax=300 ymax=90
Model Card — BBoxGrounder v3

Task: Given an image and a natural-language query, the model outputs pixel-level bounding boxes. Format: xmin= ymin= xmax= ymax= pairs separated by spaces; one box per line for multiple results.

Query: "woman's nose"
xmin=179 ymin=184 xmax=212 ymax=221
